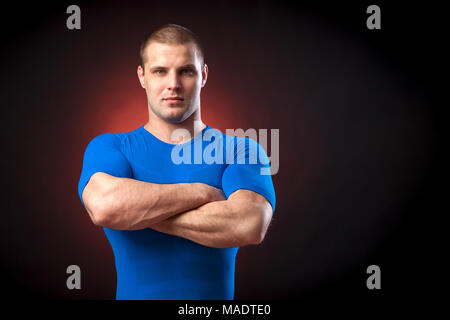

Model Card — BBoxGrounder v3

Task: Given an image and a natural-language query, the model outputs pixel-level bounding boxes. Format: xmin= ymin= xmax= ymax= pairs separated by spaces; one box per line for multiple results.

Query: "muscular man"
xmin=78 ymin=24 xmax=276 ymax=300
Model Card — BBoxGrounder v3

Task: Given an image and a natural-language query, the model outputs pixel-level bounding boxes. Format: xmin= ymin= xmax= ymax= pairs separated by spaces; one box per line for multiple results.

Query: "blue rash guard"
xmin=78 ymin=125 xmax=276 ymax=300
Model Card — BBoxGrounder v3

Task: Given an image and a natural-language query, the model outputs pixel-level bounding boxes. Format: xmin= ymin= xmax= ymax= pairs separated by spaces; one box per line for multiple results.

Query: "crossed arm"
xmin=82 ymin=172 xmax=273 ymax=248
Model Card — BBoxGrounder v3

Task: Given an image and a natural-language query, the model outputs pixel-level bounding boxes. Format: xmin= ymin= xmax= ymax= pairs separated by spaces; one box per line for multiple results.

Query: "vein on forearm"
xmin=89 ymin=173 xmax=216 ymax=230
xmin=150 ymin=198 xmax=262 ymax=248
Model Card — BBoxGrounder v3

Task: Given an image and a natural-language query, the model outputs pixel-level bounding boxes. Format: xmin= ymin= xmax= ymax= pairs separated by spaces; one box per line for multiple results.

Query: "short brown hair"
xmin=139 ymin=24 xmax=205 ymax=72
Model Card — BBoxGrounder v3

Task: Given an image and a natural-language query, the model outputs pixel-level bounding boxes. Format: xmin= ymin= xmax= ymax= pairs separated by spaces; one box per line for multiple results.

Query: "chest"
xmin=126 ymin=146 xmax=226 ymax=188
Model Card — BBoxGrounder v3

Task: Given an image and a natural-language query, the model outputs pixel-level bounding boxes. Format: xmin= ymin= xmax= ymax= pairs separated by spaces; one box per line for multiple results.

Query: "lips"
xmin=164 ymin=97 xmax=184 ymax=105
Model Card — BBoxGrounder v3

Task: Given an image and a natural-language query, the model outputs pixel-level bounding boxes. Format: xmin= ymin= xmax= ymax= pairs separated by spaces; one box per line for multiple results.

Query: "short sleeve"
xmin=222 ymin=137 xmax=276 ymax=213
xmin=78 ymin=133 xmax=133 ymax=209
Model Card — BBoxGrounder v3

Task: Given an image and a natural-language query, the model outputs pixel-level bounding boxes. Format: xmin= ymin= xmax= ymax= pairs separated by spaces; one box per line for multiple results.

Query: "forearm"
xmin=150 ymin=194 xmax=271 ymax=248
xmin=83 ymin=172 xmax=222 ymax=230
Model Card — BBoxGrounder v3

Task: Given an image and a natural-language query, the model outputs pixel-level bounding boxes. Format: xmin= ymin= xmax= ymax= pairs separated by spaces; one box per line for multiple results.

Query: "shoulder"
xmin=87 ymin=132 xmax=122 ymax=148
xmin=86 ymin=128 xmax=138 ymax=151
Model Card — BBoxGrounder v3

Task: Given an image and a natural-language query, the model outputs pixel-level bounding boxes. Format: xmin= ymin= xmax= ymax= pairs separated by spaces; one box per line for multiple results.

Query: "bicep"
xmin=229 ymin=189 xmax=272 ymax=211
xmin=229 ymin=189 xmax=273 ymax=220
xmin=78 ymin=134 xmax=132 ymax=210
xmin=228 ymin=189 xmax=273 ymax=243
xmin=222 ymin=137 xmax=276 ymax=213
xmin=81 ymin=172 xmax=116 ymax=217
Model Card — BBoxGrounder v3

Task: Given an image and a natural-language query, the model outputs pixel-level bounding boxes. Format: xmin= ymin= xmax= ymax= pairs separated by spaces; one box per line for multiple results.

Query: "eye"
xmin=181 ymin=69 xmax=195 ymax=75
xmin=154 ymin=69 xmax=165 ymax=75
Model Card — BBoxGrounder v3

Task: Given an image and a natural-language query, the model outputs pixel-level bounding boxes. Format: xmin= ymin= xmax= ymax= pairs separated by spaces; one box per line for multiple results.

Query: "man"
xmin=78 ymin=24 xmax=276 ymax=300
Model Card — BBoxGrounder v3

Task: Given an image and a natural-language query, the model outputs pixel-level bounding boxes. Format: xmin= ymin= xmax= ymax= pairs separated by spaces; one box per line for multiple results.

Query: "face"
xmin=137 ymin=42 xmax=207 ymax=124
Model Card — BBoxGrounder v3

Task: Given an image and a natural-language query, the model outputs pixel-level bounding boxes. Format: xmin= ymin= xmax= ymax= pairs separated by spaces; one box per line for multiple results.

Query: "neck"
xmin=143 ymin=109 xmax=206 ymax=145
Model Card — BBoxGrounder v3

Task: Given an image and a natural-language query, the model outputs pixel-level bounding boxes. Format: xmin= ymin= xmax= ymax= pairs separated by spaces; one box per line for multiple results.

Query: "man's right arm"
xmin=82 ymin=172 xmax=224 ymax=230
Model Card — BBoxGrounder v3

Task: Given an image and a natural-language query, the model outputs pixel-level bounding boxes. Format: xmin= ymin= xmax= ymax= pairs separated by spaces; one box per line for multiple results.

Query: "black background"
xmin=1 ymin=0 xmax=445 ymax=312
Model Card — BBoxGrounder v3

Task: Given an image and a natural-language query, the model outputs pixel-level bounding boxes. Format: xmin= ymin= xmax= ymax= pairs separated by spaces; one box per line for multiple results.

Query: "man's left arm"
xmin=149 ymin=189 xmax=273 ymax=248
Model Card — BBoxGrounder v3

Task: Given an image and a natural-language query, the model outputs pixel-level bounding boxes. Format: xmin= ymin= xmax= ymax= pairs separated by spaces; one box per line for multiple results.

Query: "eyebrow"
xmin=149 ymin=64 xmax=197 ymax=72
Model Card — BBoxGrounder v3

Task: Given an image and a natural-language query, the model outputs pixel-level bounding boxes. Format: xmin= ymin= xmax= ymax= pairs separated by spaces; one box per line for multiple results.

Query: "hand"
xmin=201 ymin=184 xmax=226 ymax=203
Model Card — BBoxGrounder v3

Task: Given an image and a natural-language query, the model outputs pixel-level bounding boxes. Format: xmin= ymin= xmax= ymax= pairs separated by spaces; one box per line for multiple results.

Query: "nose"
xmin=167 ymin=70 xmax=181 ymax=91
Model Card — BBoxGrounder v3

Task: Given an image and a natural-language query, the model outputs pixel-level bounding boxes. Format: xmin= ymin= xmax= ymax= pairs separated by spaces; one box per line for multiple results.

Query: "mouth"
xmin=163 ymin=97 xmax=184 ymax=105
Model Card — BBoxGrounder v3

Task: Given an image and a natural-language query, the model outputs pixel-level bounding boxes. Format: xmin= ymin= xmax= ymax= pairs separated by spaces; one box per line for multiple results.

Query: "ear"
xmin=201 ymin=64 xmax=208 ymax=87
xmin=137 ymin=65 xmax=146 ymax=88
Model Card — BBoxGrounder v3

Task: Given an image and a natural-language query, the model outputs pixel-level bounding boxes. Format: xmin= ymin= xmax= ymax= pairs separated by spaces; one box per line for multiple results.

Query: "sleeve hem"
xmin=226 ymin=185 xmax=276 ymax=213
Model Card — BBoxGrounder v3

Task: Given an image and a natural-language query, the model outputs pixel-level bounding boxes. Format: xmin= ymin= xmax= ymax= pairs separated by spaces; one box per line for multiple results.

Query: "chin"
xmin=161 ymin=110 xmax=190 ymax=124
xmin=163 ymin=106 xmax=197 ymax=124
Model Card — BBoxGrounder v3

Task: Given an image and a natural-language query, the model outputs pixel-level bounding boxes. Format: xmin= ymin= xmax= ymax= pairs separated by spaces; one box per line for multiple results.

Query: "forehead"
xmin=144 ymin=42 xmax=201 ymax=67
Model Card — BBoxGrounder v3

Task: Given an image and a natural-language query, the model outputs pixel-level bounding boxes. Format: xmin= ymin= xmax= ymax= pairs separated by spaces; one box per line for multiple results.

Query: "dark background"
xmin=1 ymin=0 xmax=444 ymax=308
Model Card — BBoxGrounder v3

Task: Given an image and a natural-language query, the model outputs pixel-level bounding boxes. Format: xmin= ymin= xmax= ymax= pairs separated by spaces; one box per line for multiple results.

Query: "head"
xmin=137 ymin=24 xmax=208 ymax=124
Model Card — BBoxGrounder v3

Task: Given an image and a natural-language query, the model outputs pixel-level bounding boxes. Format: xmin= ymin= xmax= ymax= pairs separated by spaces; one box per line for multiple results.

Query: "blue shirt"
xmin=78 ymin=125 xmax=276 ymax=300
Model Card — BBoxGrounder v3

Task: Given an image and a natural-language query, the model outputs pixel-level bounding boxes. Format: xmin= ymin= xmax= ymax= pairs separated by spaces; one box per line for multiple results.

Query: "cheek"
xmin=147 ymin=82 xmax=163 ymax=98
xmin=185 ymin=79 xmax=201 ymax=94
